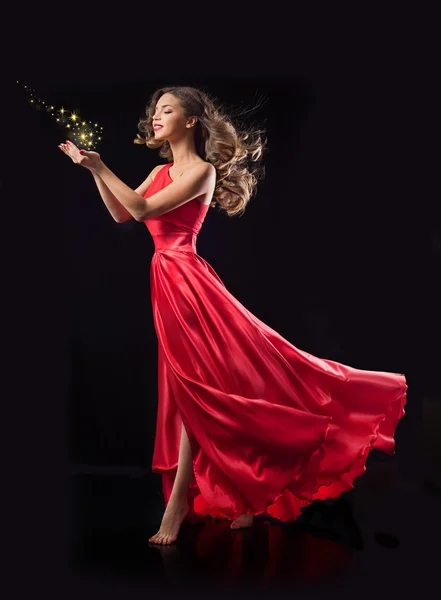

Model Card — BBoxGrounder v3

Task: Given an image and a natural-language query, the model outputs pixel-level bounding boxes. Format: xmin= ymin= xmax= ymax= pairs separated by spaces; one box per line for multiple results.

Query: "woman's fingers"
xmin=59 ymin=141 xmax=89 ymax=167
xmin=58 ymin=142 xmax=77 ymax=162
xmin=67 ymin=141 xmax=78 ymax=153
xmin=66 ymin=142 xmax=78 ymax=160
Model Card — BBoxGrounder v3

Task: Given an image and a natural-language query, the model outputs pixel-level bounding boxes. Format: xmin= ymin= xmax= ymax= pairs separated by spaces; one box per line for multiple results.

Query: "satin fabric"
xmin=143 ymin=163 xmax=407 ymax=522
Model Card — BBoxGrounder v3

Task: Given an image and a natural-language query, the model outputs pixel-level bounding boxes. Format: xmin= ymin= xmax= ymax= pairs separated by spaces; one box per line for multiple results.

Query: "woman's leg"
xmin=169 ymin=420 xmax=194 ymax=502
xmin=149 ymin=420 xmax=193 ymax=545
xmin=149 ymin=419 xmax=253 ymax=542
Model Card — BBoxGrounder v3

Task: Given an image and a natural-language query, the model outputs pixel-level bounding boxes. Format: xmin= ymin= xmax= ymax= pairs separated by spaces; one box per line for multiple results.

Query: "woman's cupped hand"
xmin=58 ymin=140 xmax=101 ymax=171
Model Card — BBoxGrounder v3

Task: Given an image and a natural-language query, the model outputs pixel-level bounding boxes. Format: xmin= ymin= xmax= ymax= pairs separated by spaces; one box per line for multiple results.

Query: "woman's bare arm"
xmin=92 ymin=164 xmax=163 ymax=223
xmin=91 ymin=171 xmax=135 ymax=223
xmin=58 ymin=141 xmax=161 ymax=222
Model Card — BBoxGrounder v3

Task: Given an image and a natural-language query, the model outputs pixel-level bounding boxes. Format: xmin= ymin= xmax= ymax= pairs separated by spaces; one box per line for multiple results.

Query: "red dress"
xmin=143 ymin=162 xmax=407 ymax=523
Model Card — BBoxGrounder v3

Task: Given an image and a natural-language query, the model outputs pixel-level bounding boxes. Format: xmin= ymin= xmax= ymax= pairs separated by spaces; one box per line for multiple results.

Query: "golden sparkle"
xmin=17 ymin=81 xmax=103 ymax=151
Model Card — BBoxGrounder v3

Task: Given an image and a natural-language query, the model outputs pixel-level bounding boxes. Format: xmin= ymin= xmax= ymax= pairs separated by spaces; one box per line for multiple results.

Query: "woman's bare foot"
xmin=231 ymin=514 xmax=254 ymax=529
xmin=149 ymin=497 xmax=189 ymax=545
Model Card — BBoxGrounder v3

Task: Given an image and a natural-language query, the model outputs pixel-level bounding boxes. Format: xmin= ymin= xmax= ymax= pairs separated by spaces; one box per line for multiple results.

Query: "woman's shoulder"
xmin=151 ymin=164 xmax=168 ymax=182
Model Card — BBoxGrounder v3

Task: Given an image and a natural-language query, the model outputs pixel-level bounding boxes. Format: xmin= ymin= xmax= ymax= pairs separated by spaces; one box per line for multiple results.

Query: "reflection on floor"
xmin=72 ymin=454 xmax=440 ymax=594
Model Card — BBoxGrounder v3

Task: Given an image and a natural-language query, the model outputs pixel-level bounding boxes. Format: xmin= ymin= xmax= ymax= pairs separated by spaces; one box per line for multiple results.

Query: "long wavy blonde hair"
xmin=133 ymin=86 xmax=268 ymax=217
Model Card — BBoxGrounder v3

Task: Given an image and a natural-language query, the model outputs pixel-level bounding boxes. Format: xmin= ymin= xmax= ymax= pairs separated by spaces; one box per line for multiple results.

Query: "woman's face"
xmin=152 ymin=93 xmax=189 ymax=141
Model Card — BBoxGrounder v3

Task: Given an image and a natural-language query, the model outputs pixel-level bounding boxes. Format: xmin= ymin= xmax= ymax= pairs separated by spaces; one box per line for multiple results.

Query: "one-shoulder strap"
xmin=157 ymin=163 xmax=171 ymax=177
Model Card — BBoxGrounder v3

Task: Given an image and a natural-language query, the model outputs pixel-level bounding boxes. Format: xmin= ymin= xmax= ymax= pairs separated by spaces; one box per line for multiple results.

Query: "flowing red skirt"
xmin=150 ymin=249 xmax=407 ymax=522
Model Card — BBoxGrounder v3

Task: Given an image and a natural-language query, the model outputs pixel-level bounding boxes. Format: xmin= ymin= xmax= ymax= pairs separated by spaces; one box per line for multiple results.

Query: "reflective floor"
xmin=71 ymin=455 xmax=440 ymax=595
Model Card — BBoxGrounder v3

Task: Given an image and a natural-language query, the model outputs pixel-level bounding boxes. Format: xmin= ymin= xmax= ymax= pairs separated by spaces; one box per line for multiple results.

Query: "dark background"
xmin=5 ymin=7 xmax=440 ymax=592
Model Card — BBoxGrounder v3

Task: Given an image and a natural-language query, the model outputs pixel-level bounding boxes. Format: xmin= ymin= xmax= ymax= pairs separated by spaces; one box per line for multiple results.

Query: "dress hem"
xmin=152 ymin=379 xmax=407 ymax=523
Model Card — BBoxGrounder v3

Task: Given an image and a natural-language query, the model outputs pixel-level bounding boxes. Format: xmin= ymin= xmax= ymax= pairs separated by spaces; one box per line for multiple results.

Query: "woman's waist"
xmin=151 ymin=231 xmax=197 ymax=253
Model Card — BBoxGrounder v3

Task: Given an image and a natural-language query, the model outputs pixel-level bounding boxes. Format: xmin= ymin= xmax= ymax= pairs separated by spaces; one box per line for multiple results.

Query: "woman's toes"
xmin=231 ymin=514 xmax=253 ymax=529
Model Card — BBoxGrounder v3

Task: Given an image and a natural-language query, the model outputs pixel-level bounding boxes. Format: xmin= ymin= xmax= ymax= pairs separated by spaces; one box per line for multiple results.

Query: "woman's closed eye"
xmin=153 ymin=112 xmax=172 ymax=118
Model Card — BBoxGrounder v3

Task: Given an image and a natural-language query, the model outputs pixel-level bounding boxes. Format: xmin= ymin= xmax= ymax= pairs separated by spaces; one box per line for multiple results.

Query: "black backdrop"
xmin=5 ymin=11 xmax=440 ymax=586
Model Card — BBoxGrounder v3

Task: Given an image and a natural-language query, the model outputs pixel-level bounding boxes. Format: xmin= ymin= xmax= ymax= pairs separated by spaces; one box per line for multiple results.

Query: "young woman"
xmin=60 ymin=86 xmax=407 ymax=546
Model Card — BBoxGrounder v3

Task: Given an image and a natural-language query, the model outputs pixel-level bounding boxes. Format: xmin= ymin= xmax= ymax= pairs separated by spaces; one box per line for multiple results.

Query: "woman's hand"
xmin=58 ymin=141 xmax=102 ymax=171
